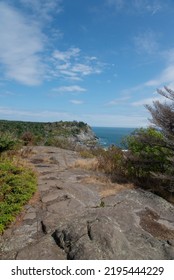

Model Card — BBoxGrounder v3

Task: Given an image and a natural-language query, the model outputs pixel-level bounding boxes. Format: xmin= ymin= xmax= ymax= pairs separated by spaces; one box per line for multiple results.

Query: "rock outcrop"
xmin=0 ymin=146 xmax=174 ymax=260
xmin=67 ymin=124 xmax=98 ymax=148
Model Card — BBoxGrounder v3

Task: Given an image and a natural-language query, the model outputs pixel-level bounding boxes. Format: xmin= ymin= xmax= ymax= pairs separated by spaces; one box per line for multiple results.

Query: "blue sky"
xmin=0 ymin=0 xmax=174 ymax=127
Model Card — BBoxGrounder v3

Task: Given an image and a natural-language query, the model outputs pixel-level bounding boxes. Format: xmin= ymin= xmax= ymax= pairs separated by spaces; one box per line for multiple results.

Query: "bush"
xmin=0 ymin=132 xmax=19 ymax=154
xmin=124 ymin=127 xmax=172 ymax=185
xmin=0 ymin=159 xmax=37 ymax=234
xmin=96 ymin=145 xmax=126 ymax=181
xmin=21 ymin=131 xmax=35 ymax=146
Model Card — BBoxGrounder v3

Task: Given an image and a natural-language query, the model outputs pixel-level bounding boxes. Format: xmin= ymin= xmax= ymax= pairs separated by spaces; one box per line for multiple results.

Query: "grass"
xmin=0 ymin=158 xmax=37 ymax=234
xmin=73 ymin=158 xmax=99 ymax=170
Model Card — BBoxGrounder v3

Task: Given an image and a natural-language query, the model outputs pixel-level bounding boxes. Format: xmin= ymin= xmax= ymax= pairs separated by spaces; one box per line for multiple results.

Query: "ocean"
xmin=92 ymin=127 xmax=136 ymax=148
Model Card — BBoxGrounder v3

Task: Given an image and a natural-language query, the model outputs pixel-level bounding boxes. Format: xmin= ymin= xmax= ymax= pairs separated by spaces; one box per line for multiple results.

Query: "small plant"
xmin=99 ymin=201 xmax=105 ymax=207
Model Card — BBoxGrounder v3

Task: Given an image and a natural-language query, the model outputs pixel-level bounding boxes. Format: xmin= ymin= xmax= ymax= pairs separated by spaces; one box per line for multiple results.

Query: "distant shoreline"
xmin=92 ymin=127 xmax=136 ymax=148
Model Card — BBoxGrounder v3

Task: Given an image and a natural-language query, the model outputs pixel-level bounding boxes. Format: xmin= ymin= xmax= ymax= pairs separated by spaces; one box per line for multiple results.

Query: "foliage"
xmin=0 ymin=120 xmax=91 ymax=148
xmin=0 ymin=159 xmax=37 ymax=234
xmin=0 ymin=132 xmax=20 ymax=154
xmin=96 ymin=145 xmax=126 ymax=180
xmin=79 ymin=149 xmax=95 ymax=158
xmin=124 ymin=127 xmax=171 ymax=179
xmin=123 ymin=87 xmax=174 ymax=195
xmin=21 ymin=131 xmax=35 ymax=146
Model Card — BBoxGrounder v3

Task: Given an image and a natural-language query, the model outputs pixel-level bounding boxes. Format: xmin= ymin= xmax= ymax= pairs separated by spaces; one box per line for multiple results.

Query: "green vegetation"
xmin=0 ymin=128 xmax=37 ymax=234
xmin=0 ymin=120 xmax=90 ymax=148
xmin=80 ymin=87 xmax=174 ymax=201
xmin=0 ymin=132 xmax=20 ymax=153
xmin=124 ymin=87 xmax=174 ymax=195
xmin=0 ymin=119 xmax=94 ymax=233
xmin=0 ymin=159 xmax=37 ymax=234
xmin=124 ymin=127 xmax=172 ymax=179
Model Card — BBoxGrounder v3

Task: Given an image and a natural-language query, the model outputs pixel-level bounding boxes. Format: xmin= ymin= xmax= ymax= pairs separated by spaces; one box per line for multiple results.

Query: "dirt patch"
xmin=139 ymin=207 xmax=174 ymax=240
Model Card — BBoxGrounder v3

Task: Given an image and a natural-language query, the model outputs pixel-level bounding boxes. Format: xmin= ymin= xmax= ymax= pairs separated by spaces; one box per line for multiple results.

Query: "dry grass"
xmin=72 ymin=158 xmax=99 ymax=170
xmin=78 ymin=173 xmax=135 ymax=198
xmin=19 ymin=146 xmax=34 ymax=158
xmin=80 ymin=174 xmax=109 ymax=185
xmin=100 ymin=182 xmax=134 ymax=197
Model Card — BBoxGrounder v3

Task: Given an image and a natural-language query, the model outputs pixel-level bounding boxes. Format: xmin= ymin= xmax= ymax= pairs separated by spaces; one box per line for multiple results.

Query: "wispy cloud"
xmin=119 ymin=45 xmax=174 ymax=103
xmin=145 ymin=65 xmax=174 ymax=89
xmin=0 ymin=106 xmax=78 ymax=121
xmin=84 ymin=113 xmax=148 ymax=127
xmin=105 ymin=0 xmax=163 ymax=15
xmin=0 ymin=2 xmax=45 ymax=85
xmin=0 ymin=2 xmax=104 ymax=86
xmin=52 ymin=47 xmax=104 ymax=81
xmin=70 ymin=100 xmax=84 ymax=105
xmin=131 ymin=96 xmax=166 ymax=106
xmin=145 ymin=48 xmax=174 ymax=88
xmin=106 ymin=0 xmax=124 ymax=10
xmin=0 ymin=90 xmax=16 ymax=97
xmin=52 ymin=85 xmax=87 ymax=94
xmin=18 ymin=0 xmax=63 ymax=21
xmin=53 ymin=48 xmax=80 ymax=62
xmin=132 ymin=0 xmax=162 ymax=15
xmin=134 ymin=31 xmax=159 ymax=54
xmin=107 ymin=96 xmax=130 ymax=105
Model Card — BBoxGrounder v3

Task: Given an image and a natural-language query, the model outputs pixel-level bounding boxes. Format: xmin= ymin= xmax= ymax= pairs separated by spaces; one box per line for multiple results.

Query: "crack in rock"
xmin=87 ymin=221 xmax=93 ymax=241
xmin=41 ymin=221 xmax=47 ymax=234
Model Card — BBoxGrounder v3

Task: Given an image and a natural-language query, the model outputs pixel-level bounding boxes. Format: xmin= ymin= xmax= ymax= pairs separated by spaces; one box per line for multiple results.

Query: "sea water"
xmin=92 ymin=127 xmax=136 ymax=148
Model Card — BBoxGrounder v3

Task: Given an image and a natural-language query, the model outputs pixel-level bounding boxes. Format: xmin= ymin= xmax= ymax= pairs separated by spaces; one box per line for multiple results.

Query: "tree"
xmin=145 ymin=86 xmax=174 ymax=151
xmin=125 ymin=87 xmax=174 ymax=194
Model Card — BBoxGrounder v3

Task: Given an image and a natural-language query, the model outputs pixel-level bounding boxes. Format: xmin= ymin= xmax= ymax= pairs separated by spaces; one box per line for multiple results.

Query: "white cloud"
xmin=52 ymin=47 xmax=104 ymax=81
xmin=106 ymin=0 xmax=163 ymax=14
xmin=0 ymin=106 xmax=78 ymax=121
xmin=106 ymin=0 xmax=124 ymax=9
xmin=53 ymin=48 xmax=81 ymax=62
xmin=71 ymin=64 xmax=93 ymax=76
xmin=145 ymin=65 xmax=174 ymax=88
xmin=107 ymin=96 xmax=130 ymax=105
xmin=19 ymin=0 xmax=63 ymax=20
xmin=70 ymin=100 xmax=84 ymax=105
xmin=132 ymin=0 xmax=162 ymax=14
xmin=0 ymin=3 xmax=104 ymax=85
xmin=134 ymin=31 xmax=159 ymax=54
xmin=0 ymin=106 xmax=148 ymax=127
xmin=131 ymin=96 xmax=166 ymax=106
xmin=52 ymin=85 xmax=87 ymax=93
xmin=84 ymin=113 xmax=148 ymax=127
xmin=0 ymin=2 xmax=45 ymax=85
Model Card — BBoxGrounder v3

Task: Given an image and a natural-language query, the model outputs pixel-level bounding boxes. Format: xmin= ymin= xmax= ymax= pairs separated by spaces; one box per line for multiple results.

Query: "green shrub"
xmin=0 ymin=132 xmax=19 ymax=154
xmin=124 ymin=127 xmax=172 ymax=180
xmin=0 ymin=159 xmax=37 ymax=234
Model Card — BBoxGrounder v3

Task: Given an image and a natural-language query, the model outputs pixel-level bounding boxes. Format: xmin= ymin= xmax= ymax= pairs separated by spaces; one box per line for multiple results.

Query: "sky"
xmin=0 ymin=0 xmax=174 ymax=127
